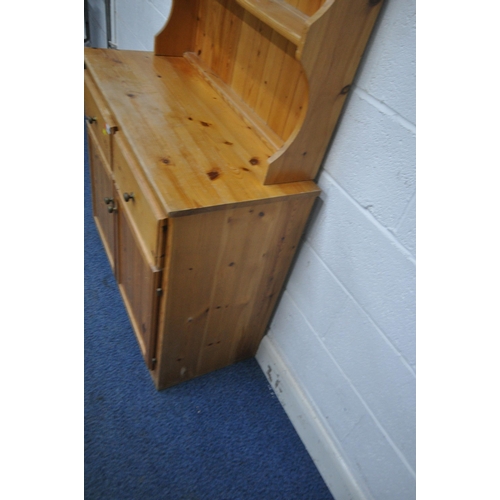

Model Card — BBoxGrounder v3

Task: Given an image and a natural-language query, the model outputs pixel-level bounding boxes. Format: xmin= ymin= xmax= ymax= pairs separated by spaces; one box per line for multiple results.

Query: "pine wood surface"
xmin=84 ymin=0 xmax=384 ymax=390
xmin=88 ymin=125 xmax=117 ymax=272
xmin=84 ymin=48 xmax=319 ymax=217
xmin=87 ymin=125 xmax=163 ymax=371
xmin=183 ymin=52 xmax=284 ymax=152
xmin=153 ymin=0 xmax=384 ymax=185
xmin=153 ymin=193 xmax=317 ymax=390
xmin=191 ymin=0 xmax=307 ymax=144
xmin=265 ymin=0 xmax=384 ymax=183
xmin=84 ymin=72 xmax=116 ymax=166
xmin=284 ymin=0 xmax=326 ymax=17
xmin=154 ymin=0 xmax=200 ymax=56
xmin=117 ymin=199 xmax=162 ymax=370
xmin=114 ymin=133 xmax=167 ymax=267
xmin=234 ymin=0 xmax=309 ymax=46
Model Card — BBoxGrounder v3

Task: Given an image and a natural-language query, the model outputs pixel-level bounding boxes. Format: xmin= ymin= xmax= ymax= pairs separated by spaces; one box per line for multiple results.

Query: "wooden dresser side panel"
xmin=265 ymin=0 xmax=384 ymax=183
xmin=154 ymin=192 xmax=318 ymax=390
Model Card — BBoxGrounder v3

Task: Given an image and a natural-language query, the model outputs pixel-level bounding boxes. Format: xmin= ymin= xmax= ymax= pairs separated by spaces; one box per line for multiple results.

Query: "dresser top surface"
xmin=84 ymin=48 xmax=319 ymax=216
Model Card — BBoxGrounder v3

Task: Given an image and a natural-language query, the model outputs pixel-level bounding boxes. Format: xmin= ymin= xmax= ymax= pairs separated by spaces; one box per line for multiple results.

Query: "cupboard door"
xmin=116 ymin=199 xmax=162 ymax=370
xmin=88 ymin=128 xmax=117 ymax=272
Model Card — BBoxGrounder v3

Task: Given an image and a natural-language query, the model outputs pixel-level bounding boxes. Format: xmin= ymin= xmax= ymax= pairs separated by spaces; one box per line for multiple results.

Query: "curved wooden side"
xmin=265 ymin=0 xmax=384 ymax=184
xmin=154 ymin=0 xmax=384 ymax=185
xmin=154 ymin=0 xmax=200 ymax=56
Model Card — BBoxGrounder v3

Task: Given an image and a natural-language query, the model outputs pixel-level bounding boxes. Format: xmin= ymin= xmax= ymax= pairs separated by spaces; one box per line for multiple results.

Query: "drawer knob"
xmin=123 ymin=192 xmax=135 ymax=202
xmin=107 ymin=203 xmax=117 ymax=214
xmin=104 ymin=197 xmax=113 ymax=204
xmin=86 ymin=115 xmax=97 ymax=124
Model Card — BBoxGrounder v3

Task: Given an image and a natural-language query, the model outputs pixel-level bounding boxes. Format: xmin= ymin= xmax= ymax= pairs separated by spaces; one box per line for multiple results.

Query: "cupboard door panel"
xmin=117 ymin=201 xmax=162 ymax=370
xmin=88 ymin=128 xmax=116 ymax=272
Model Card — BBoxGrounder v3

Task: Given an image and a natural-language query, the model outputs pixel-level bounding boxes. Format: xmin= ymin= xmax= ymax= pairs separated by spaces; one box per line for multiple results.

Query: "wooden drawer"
xmin=113 ymin=133 xmax=167 ymax=265
xmin=84 ymin=71 xmax=116 ymax=167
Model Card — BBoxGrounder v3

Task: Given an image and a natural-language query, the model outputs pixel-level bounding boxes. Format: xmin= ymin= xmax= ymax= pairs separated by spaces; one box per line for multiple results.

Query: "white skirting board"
xmin=255 ymin=335 xmax=372 ymax=500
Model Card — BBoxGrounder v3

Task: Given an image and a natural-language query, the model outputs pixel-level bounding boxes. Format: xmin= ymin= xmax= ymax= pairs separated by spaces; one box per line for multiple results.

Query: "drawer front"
xmin=84 ymin=72 xmax=116 ymax=166
xmin=114 ymin=134 xmax=167 ymax=264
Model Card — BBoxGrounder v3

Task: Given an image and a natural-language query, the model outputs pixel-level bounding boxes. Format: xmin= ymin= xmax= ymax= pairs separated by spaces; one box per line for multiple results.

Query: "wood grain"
xmin=151 ymin=0 xmax=384 ymax=185
xmin=284 ymin=0 xmax=326 ymax=17
xmin=153 ymin=192 xmax=318 ymax=389
xmin=265 ymin=0 xmax=384 ymax=183
xmin=113 ymin=133 xmax=167 ymax=267
xmin=192 ymin=0 xmax=307 ymax=144
xmin=183 ymin=52 xmax=283 ymax=151
xmin=84 ymin=71 xmax=117 ymax=166
xmin=117 ymin=198 xmax=163 ymax=370
xmin=85 ymin=0 xmax=384 ymax=391
xmin=154 ymin=0 xmax=200 ymax=56
xmin=88 ymin=126 xmax=117 ymax=273
xmin=234 ymin=0 xmax=308 ymax=46
xmin=84 ymin=49 xmax=318 ymax=216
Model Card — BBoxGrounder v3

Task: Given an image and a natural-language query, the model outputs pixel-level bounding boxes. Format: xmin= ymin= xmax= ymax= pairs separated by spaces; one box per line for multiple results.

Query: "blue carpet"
xmin=84 ymin=125 xmax=333 ymax=500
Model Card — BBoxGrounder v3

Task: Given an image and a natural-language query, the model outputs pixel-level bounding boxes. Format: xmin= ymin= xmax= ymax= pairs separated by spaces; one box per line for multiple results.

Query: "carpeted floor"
xmin=84 ymin=125 xmax=333 ymax=500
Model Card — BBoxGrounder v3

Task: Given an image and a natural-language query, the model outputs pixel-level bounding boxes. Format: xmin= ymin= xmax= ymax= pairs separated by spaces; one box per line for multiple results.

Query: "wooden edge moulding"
xmin=84 ymin=0 xmax=384 ymax=390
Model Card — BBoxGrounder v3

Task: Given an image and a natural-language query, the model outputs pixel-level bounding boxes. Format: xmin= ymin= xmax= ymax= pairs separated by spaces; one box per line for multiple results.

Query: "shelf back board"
xmin=154 ymin=0 xmax=384 ymax=184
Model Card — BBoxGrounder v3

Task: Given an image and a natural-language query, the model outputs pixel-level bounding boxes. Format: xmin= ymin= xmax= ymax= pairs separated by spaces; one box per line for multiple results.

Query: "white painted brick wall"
xmin=356 ymin=0 xmax=416 ymax=125
xmin=85 ymin=1 xmax=416 ymax=498
xmin=264 ymin=0 xmax=416 ymax=498
xmin=269 ymin=293 xmax=415 ymax=500
xmin=323 ymin=90 xmax=415 ymax=233
xmin=86 ymin=0 xmax=172 ymax=50
xmin=115 ymin=0 xmax=172 ymax=51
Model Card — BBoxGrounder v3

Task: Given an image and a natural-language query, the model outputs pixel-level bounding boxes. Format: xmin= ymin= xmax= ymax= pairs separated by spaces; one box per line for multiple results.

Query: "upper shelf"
xmin=153 ymin=0 xmax=384 ymax=185
xmin=234 ymin=0 xmax=309 ymax=47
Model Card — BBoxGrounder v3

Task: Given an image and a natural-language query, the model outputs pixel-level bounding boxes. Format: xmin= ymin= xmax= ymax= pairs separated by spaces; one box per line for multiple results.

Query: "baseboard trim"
xmin=255 ymin=335 xmax=371 ymax=500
